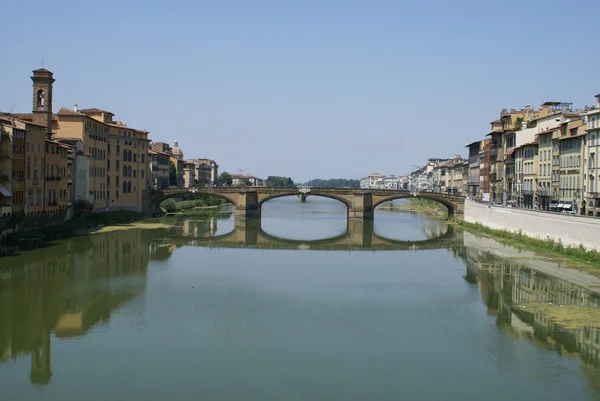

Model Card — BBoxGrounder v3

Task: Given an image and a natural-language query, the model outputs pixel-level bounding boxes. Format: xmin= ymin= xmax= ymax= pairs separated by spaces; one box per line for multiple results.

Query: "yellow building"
xmin=12 ymin=69 xmax=150 ymax=213
xmin=24 ymin=121 xmax=47 ymax=213
xmin=44 ymin=139 xmax=70 ymax=211
xmin=0 ymin=116 xmax=14 ymax=215
xmin=52 ymin=107 xmax=150 ymax=212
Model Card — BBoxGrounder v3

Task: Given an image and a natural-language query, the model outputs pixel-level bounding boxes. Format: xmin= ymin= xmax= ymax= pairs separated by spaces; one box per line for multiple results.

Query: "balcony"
xmin=490 ymin=147 xmax=498 ymax=156
xmin=0 ymin=174 xmax=9 ymax=182
xmin=522 ymin=190 xmax=534 ymax=196
xmin=587 ymin=192 xmax=600 ymax=198
xmin=505 ymin=173 xmax=515 ymax=180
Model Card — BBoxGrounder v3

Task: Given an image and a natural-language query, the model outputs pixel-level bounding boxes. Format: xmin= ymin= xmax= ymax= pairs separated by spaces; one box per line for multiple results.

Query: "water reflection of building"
xmin=181 ymin=216 xmax=218 ymax=238
xmin=0 ymin=229 xmax=150 ymax=385
xmin=423 ymin=219 xmax=447 ymax=239
xmin=458 ymin=238 xmax=600 ymax=370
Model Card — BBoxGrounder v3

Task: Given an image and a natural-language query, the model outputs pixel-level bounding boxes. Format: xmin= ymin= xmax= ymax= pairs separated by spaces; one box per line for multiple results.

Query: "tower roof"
xmin=172 ymin=140 xmax=183 ymax=155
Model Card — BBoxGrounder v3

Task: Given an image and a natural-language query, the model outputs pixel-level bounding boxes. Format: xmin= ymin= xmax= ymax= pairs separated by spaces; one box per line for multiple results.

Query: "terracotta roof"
xmin=9 ymin=112 xmax=57 ymax=123
xmin=148 ymin=149 xmax=170 ymax=156
xmin=22 ymin=120 xmax=47 ymax=128
xmin=486 ymin=129 xmax=503 ymax=137
xmin=55 ymin=138 xmax=81 ymax=146
xmin=78 ymin=108 xmax=114 ymax=115
xmin=57 ymin=107 xmax=85 ymax=116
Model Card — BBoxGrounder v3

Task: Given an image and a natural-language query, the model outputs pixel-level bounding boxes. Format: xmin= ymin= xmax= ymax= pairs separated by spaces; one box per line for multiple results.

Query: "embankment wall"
xmin=464 ymin=200 xmax=600 ymax=250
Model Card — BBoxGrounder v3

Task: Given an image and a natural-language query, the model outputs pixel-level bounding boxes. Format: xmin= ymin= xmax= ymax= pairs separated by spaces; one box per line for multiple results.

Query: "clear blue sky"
xmin=2 ymin=0 xmax=598 ymax=182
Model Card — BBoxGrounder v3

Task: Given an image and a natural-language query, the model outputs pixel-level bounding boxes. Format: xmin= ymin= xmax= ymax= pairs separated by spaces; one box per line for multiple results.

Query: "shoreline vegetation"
xmin=454 ymin=219 xmax=600 ymax=267
xmin=3 ymin=211 xmax=148 ymax=250
xmin=378 ymin=199 xmax=448 ymax=219
xmin=388 ymin=199 xmax=600 ymax=268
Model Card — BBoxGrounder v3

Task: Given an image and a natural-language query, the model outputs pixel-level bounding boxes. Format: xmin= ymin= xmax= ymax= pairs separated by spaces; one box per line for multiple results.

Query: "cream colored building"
xmin=558 ymin=119 xmax=586 ymax=213
xmin=584 ymin=95 xmax=600 ymax=216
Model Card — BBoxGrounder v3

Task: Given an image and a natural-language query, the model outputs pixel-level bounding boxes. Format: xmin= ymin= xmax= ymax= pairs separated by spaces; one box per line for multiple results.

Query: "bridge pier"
xmin=348 ymin=219 xmax=374 ymax=247
xmin=348 ymin=192 xmax=374 ymax=220
xmin=234 ymin=191 xmax=261 ymax=226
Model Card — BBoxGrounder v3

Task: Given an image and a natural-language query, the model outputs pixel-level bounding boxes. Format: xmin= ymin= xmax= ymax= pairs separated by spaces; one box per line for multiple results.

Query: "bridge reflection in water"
xmin=160 ymin=218 xmax=462 ymax=251
xmin=2 ymin=216 xmax=600 ymax=389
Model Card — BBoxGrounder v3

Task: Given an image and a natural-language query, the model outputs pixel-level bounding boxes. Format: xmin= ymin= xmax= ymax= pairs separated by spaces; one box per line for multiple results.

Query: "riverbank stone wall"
xmin=464 ymin=200 xmax=600 ymax=250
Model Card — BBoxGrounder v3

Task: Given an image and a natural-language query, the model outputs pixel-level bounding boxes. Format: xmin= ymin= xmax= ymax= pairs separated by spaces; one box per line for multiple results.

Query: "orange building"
xmin=53 ymin=107 xmax=150 ymax=212
xmin=44 ymin=139 xmax=70 ymax=211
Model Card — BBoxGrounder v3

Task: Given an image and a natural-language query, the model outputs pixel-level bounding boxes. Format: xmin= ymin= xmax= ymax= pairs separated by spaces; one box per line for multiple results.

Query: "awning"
xmin=0 ymin=184 xmax=12 ymax=197
xmin=556 ymin=203 xmax=564 ymax=208
xmin=550 ymin=203 xmax=559 ymax=207
xmin=562 ymin=204 xmax=572 ymax=209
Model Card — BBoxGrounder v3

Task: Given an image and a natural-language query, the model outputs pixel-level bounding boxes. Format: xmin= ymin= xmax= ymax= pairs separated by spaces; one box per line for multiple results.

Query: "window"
xmin=141 ymin=170 xmax=144 ymax=178
xmin=123 ymin=165 xmax=127 ymax=176
xmin=128 ymin=150 xmax=132 ymax=161
xmin=141 ymin=154 xmax=145 ymax=163
xmin=116 ymin=160 xmax=120 ymax=170
xmin=116 ymin=145 xmax=120 ymax=156
xmin=123 ymin=181 xmax=127 ymax=193
xmin=133 ymin=154 xmax=137 ymax=162
xmin=133 ymin=170 xmax=136 ymax=178
xmin=127 ymin=181 xmax=132 ymax=193
xmin=123 ymin=149 xmax=127 ymax=160
xmin=127 ymin=166 xmax=131 ymax=177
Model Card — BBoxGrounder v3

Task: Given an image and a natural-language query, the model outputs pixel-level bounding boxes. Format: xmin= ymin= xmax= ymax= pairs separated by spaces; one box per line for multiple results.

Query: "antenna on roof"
xmin=41 ymin=58 xmax=45 ymax=68
xmin=9 ymin=103 xmax=17 ymax=113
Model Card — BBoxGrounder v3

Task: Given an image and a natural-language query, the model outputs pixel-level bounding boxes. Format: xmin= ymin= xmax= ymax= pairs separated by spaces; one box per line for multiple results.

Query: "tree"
xmin=303 ymin=178 xmax=360 ymax=188
xmin=266 ymin=176 xmax=295 ymax=187
xmin=220 ymin=172 xmax=233 ymax=186
xmin=162 ymin=198 xmax=178 ymax=213
xmin=169 ymin=161 xmax=177 ymax=186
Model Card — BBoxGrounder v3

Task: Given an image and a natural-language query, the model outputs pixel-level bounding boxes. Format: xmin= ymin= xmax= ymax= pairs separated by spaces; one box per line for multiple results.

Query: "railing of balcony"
xmin=537 ymin=188 xmax=551 ymax=196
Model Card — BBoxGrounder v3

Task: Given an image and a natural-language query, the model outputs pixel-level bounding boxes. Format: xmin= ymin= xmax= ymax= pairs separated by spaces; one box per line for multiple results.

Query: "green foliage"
xmin=233 ymin=178 xmax=250 ymax=187
xmin=455 ymin=220 xmax=600 ymax=266
xmin=303 ymin=178 xmax=360 ymax=188
xmin=266 ymin=176 xmax=295 ymax=187
xmin=220 ymin=171 xmax=233 ymax=186
xmin=513 ymin=116 xmax=524 ymax=130
xmin=162 ymin=198 xmax=178 ymax=212
xmin=169 ymin=161 xmax=177 ymax=186
xmin=161 ymin=194 xmax=227 ymax=212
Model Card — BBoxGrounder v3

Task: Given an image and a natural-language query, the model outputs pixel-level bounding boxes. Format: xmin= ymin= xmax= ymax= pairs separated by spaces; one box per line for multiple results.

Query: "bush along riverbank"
xmin=161 ymin=195 xmax=227 ymax=213
xmin=3 ymin=211 xmax=146 ymax=249
xmin=379 ymin=199 xmax=448 ymax=219
xmin=454 ymin=219 xmax=600 ymax=267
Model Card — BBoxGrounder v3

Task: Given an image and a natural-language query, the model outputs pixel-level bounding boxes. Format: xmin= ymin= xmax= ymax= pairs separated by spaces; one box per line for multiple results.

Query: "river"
xmin=1 ymin=197 xmax=600 ymax=400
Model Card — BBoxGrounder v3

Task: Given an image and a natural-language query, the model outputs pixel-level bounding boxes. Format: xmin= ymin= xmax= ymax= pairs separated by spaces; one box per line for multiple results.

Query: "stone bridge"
xmin=143 ymin=187 xmax=465 ymax=222
xmin=156 ymin=220 xmax=463 ymax=251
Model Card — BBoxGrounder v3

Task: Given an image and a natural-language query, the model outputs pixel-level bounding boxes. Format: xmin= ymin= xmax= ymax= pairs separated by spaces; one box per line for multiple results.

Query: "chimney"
xmin=73 ymin=104 xmax=78 ymax=112
xmin=595 ymin=94 xmax=600 ymax=108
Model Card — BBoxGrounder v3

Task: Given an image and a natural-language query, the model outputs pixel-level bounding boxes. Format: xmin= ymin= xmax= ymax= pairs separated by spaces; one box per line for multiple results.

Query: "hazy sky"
xmin=2 ymin=0 xmax=599 ymax=182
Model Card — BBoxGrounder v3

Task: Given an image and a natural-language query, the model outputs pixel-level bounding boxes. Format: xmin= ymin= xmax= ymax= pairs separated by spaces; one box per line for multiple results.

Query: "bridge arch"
xmin=150 ymin=190 xmax=238 ymax=210
xmin=372 ymin=193 xmax=454 ymax=218
xmin=258 ymin=192 xmax=351 ymax=209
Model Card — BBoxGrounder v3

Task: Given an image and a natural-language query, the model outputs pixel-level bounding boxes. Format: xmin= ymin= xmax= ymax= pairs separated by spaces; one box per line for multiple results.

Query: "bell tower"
xmin=31 ymin=68 xmax=55 ymax=136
